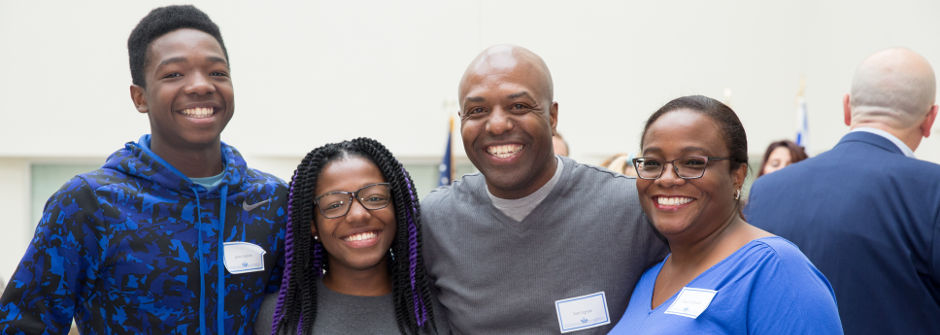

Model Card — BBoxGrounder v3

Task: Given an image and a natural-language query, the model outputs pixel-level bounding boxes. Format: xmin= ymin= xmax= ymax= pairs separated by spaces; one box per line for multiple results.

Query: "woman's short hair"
xmin=641 ymin=95 xmax=749 ymax=172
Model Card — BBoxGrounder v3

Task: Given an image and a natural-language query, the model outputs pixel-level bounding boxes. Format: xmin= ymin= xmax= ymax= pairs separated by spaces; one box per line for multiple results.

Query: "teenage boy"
xmin=0 ymin=5 xmax=287 ymax=334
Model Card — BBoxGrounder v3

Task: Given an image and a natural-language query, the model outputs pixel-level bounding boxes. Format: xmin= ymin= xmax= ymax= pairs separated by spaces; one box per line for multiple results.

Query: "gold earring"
xmin=734 ymin=189 xmax=741 ymax=200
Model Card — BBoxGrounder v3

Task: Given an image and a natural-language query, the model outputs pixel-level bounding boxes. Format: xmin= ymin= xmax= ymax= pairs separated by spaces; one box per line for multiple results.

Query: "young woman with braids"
xmin=254 ymin=138 xmax=446 ymax=335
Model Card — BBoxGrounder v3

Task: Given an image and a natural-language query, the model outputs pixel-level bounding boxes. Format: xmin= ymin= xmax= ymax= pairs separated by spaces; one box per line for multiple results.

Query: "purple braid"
xmin=311 ymin=242 xmax=324 ymax=277
xmin=407 ymin=219 xmax=427 ymax=326
xmin=401 ymin=168 xmax=428 ymax=326
xmin=271 ymin=170 xmax=299 ymax=334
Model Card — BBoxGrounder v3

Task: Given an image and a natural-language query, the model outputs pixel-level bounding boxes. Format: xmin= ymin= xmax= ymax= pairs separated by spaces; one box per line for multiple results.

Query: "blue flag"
xmin=438 ymin=116 xmax=455 ymax=186
xmin=796 ymin=96 xmax=808 ymax=152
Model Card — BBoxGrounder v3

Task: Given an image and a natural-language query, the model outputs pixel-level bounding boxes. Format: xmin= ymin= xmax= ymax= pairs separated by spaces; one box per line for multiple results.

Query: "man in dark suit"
xmin=746 ymin=48 xmax=939 ymax=334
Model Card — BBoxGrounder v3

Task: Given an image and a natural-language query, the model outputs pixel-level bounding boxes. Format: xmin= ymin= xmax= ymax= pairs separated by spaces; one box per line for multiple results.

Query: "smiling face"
xmin=458 ymin=47 xmax=558 ymax=199
xmin=637 ymin=109 xmax=746 ymax=241
xmin=130 ymin=28 xmax=234 ymax=153
xmin=313 ymin=155 xmax=396 ymax=275
xmin=761 ymin=146 xmax=792 ymax=175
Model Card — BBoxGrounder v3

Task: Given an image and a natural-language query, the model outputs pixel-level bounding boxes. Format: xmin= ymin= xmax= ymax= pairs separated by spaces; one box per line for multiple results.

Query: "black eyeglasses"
xmin=632 ymin=155 xmax=729 ymax=180
xmin=314 ymin=183 xmax=392 ymax=219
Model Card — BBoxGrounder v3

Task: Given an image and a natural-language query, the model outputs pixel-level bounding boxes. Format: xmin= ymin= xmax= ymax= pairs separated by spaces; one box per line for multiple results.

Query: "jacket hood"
xmin=102 ymin=134 xmax=249 ymax=198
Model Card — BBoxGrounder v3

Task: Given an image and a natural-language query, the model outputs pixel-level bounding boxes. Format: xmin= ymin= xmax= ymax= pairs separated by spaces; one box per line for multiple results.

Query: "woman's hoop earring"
xmin=734 ymin=189 xmax=741 ymax=200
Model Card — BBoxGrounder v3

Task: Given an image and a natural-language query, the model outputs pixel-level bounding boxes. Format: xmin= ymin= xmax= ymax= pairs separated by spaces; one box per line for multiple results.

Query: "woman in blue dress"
xmin=609 ymin=95 xmax=842 ymax=334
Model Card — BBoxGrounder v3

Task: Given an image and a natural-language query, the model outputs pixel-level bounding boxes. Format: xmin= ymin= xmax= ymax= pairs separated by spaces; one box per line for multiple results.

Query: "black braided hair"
xmin=272 ymin=137 xmax=436 ymax=335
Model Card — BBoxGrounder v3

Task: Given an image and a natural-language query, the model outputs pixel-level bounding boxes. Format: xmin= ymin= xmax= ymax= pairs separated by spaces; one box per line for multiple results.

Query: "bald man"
xmin=421 ymin=45 xmax=666 ymax=334
xmin=746 ymin=48 xmax=940 ymax=334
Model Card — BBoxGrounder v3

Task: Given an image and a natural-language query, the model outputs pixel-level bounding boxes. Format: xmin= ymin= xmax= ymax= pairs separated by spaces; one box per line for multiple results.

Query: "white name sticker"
xmin=223 ymin=242 xmax=266 ymax=274
xmin=664 ymin=287 xmax=718 ymax=319
xmin=555 ymin=291 xmax=611 ymax=333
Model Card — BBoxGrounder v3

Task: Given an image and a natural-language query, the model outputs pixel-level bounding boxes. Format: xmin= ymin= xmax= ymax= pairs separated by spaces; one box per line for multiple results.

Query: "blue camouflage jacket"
xmin=0 ymin=135 xmax=287 ymax=334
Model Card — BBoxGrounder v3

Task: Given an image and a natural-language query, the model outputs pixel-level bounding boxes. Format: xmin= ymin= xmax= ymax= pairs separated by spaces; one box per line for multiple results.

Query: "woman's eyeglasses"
xmin=314 ymin=183 xmax=392 ymax=219
xmin=632 ymin=155 xmax=729 ymax=180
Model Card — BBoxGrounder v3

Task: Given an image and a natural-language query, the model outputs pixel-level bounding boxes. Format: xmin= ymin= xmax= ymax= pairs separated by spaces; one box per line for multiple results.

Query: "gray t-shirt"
xmin=422 ymin=156 xmax=667 ymax=334
xmin=488 ymin=156 xmax=564 ymax=222
xmin=255 ymin=279 xmax=448 ymax=334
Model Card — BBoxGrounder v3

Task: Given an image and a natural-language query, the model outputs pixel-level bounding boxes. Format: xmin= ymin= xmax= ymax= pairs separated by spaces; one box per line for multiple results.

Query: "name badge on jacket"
xmin=223 ymin=242 xmax=266 ymax=274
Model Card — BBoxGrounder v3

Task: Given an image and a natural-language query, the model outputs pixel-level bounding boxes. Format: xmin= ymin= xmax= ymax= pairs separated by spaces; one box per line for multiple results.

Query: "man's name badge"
xmin=223 ymin=242 xmax=266 ymax=274
xmin=664 ymin=287 xmax=717 ymax=319
xmin=555 ymin=291 xmax=610 ymax=333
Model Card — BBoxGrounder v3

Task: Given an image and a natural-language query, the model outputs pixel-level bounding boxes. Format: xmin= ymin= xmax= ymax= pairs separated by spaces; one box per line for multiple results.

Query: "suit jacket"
xmin=746 ymin=131 xmax=940 ymax=335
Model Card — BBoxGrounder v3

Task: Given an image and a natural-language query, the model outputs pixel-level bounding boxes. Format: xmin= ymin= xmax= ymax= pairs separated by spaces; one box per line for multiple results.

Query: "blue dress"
xmin=609 ymin=237 xmax=842 ymax=334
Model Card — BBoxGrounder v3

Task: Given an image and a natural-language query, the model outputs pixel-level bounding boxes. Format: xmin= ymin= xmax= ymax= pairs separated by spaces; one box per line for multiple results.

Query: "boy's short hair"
xmin=127 ymin=5 xmax=228 ymax=87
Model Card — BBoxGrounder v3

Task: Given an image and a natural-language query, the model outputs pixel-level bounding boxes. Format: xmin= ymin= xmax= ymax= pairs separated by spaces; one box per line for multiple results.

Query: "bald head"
xmin=849 ymin=48 xmax=937 ymax=129
xmin=455 ymin=45 xmax=560 ymax=199
xmin=458 ymin=45 xmax=554 ymax=105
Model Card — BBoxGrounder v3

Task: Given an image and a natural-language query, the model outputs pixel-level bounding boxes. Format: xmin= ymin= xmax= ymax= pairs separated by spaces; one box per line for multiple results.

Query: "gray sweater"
xmin=421 ymin=156 xmax=667 ymax=334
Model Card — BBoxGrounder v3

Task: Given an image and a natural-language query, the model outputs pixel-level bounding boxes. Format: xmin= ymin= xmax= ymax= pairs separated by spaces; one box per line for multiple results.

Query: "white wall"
xmin=0 ymin=160 xmax=30 ymax=282
xmin=2 ymin=0 xmax=939 ymax=162
xmin=3 ymin=0 xmax=940 ymax=278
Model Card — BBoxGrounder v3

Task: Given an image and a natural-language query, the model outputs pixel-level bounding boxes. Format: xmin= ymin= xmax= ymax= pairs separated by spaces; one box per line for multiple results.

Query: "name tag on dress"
xmin=555 ymin=291 xmax=611 ymax=333
xmin=223 ymin=242 xmax=266 ymax=274
xmin=664 ymin=287 xmax=717 ymax=319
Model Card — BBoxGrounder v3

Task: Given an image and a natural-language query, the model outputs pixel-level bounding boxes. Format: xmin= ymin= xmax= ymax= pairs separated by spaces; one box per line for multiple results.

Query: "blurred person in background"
xmin=601 ymin=152 xmax=638 ymax=178
xmin=757 ymin=140 xmax=807 ymax=177
xmin=552 ymin=130 xmax=570 ymax=156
